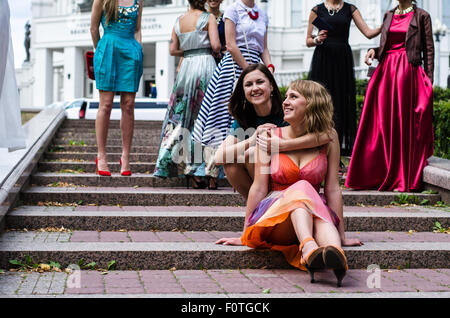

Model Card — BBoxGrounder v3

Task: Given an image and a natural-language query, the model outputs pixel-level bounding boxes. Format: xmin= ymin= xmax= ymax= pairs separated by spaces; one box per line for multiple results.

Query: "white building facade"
xmin=16 ymin=0 xmax=450 ymax=108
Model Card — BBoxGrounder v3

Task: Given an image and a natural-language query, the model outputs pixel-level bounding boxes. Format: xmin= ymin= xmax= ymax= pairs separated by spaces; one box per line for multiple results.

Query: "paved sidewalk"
xmin=0 ymin=269 xmax=449 ymax=297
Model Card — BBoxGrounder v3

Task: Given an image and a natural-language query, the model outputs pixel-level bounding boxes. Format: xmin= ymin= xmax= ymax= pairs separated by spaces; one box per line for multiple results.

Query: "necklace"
xmin=324 ymin=1 xmax=343 ymax=16
xmin=394 ymin=5 xmax=414 ymax=15
xmin=241 ymin=1 xmax=259 ymax=20
xmin=247 ymin=8 xmax=259 ymax=20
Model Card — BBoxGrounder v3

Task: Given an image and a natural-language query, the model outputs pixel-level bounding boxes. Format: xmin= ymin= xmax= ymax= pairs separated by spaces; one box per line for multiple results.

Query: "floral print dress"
xmin=153 ymin=12 xmax=217 ymax=177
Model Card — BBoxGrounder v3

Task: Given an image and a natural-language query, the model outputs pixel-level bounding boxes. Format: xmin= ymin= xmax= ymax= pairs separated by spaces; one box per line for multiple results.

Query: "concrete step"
xmin=52 ymin=138 xmax=159 ymax=147
xmin=6 ymin=205 xmax=449 ymax=232
xmin=43 ymin=152 xmax=158 ymax=162
xmin=31 ymin=173 xmax=231 ymax=188
xmin=20 ymin=187 xmax=441 ymax=207
xmin=60 ymin=120 xmax=163 ymax=129
xmin=47 ymin=145 xmax=159 ymax=153
xmin=37 ymin=162 xmax=156 ymax=173
xmin=55 ymin=131 xmax=162 ymax=139
xmin=0 ymin=230 xmax=448 ymax=270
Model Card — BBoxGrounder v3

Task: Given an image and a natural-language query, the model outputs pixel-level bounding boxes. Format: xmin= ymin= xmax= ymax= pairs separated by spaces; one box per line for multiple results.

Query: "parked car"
xmin=84 ymin=97 xmax=168 ymax=121
xmin=59 ymin=97 xmax=168 ymax=120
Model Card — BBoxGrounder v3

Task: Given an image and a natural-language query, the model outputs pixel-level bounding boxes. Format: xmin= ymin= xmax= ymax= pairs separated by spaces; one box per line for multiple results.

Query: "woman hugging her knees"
xmin=216 ymin=79 xmax=363 ymax=287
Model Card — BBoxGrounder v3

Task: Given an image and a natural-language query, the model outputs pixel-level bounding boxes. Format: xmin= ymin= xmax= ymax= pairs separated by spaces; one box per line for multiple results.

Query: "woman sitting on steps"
xmin=216 ymin=80 xmax=363 ymax=287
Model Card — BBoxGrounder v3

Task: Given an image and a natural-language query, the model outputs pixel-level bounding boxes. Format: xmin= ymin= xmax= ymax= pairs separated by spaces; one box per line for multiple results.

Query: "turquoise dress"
xmin=94 ymin=0 xmax=143 ymax=92
xmin=153 ymin=12 xmax=217 ymax=178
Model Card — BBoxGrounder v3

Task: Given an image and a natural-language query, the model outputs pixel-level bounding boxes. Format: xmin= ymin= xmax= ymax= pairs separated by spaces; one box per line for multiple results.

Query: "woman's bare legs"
xmin=119 ymin=92 xmax=136 ymax=173
xmin=223 ymin=162 xmax=254 ymax=198
xmin=268 ymin=208 xmax=341 ymax=257
xmin=223 ymin=147 xmax=255 ymax=199
xmin=96 ymin=91 xmax=115 ymax=172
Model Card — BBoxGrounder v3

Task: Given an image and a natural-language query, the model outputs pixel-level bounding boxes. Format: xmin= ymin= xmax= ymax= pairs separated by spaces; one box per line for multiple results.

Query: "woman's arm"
xmin=323 ymin=130 xmax=362 ymax=246
xmin=242 ymin=130 xmax=271 ymax=233
xmin=352 ymin=9 xmax=381 ymax=39
xmin=422 ymin=13 xmax=435 ymax=83
xmin=323 ymin=132 xmax=344 ymax=240
xmin=215 ymin=123 xmax=276 ymax=165
xmin=214 ymin=135 xmax=252 ymax=166
xmin=169 ymin=27 xmax=183 ymax=57
xmin=225 ymin=19 xmax=249 ymax=70
xmin=260 ymin=29 xmax=273 ymax=73
xmin=90 ymin=0 xmax=103 ymax=49
xmin=215 ymin=130 xmax=270 ymax=245
xmin=306 ymin=10 xmax=328 ymax=47
xmin=134 ymin=0 xmax=143 ymax=46
xmin=257 ymin=130 xmax=333 ymax=154
xmin=207 ymin=13 xmax=221 ymax=54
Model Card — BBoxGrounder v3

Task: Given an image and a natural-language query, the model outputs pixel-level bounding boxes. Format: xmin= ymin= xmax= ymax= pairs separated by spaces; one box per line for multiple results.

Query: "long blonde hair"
xmin=289 ymin=80 xmax=334 ymax=137
xmin=103 ymin=0 xmax=118 ymax=25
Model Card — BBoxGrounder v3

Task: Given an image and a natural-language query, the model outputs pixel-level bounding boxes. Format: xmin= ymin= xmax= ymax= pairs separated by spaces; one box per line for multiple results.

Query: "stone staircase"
xmin=0 ymin=119 xmax=449 ymax=297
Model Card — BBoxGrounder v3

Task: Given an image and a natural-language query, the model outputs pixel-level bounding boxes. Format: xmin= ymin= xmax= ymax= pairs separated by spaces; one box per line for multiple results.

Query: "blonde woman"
xmin=217 ymin=80 xmax=363 ymax=287
xmin=90 ymin=0 xmax=143 ymax=176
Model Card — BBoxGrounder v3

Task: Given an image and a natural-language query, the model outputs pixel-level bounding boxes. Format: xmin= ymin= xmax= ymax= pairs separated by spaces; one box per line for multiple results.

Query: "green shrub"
xmin=355 ymin=79 xmax=369 ymax=96
xmin=279 ymin=86 xmax=288 ymax=101
xmin=433 ymin=86 xmax=450 ymax=101
xmin=433 ymin=100 xmax=450 ymax=159
xmin=355 ymin=95 xmax=365 ymax=127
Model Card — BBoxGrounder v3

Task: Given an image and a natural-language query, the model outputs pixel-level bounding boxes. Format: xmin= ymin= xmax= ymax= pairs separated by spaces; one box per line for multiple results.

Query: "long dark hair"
xmin=188 ymin=0 xmax=207 ymax=11
xmin=228 ymin=64 xmax=283 ymax=130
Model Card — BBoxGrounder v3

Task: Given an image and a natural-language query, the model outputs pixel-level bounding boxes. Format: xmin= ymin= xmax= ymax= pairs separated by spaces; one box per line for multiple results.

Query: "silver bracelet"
xmin=314 ymin=37 xmax=323 ymax=45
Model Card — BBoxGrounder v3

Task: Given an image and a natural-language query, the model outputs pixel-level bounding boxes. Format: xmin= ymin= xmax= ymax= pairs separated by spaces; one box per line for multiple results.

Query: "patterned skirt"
xmin=153 ymin=52 xmax=217 ymax=178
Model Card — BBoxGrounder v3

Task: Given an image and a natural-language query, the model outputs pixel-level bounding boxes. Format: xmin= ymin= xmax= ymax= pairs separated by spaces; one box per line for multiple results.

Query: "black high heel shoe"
xmin=300 ymin=237 xmax=325 ymax=283
xmin=323 ymin=245 xmax=348 ymax=287
xmin=186 ymin=176 xmax=207 ymax=189
xmin=207 ymin=177 xmax=218 ymax=190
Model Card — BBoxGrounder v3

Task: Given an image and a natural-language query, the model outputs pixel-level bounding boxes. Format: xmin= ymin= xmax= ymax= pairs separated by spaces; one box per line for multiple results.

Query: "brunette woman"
xmin=214 ymin=64 xmax=331 ymax=199
xmin=190 ymin=0 xmax=274 ymax=190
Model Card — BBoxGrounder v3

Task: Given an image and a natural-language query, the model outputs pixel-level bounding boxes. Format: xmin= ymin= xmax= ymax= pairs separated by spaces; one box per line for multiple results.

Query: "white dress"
xmin=0 ymin=0 xmax=26 ymax=152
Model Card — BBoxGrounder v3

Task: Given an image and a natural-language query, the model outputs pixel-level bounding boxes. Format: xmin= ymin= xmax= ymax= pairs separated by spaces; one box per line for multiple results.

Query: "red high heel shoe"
xmin=96 ymin=157 xmax=111 ymax=176
xmin=119 ymin=158 xmax=132 ymax=176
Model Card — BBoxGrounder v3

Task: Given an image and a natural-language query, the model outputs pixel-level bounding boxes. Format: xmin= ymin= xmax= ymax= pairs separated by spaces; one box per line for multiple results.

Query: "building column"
xmin=33 ymin=48 xmax=53 ymax=108
xmin=155 ymin=40 xmax=175 ymax=100
xmin=63 ymin=46 xmax=84 ymax=100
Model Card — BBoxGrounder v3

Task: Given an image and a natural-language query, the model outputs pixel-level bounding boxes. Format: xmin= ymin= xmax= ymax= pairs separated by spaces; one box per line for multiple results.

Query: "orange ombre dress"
xmin=241 ymin=129 xmax=340 ymax=271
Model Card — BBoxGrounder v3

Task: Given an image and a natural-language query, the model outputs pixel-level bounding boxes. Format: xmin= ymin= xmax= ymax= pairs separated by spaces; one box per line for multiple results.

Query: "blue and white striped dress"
xmin=188 ymin=1 xmax=269 ymax=178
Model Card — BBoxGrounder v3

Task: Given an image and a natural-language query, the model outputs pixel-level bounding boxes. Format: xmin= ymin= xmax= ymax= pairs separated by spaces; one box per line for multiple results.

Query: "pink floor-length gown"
xmin=345 ymin=11 xmax=434 ymax=192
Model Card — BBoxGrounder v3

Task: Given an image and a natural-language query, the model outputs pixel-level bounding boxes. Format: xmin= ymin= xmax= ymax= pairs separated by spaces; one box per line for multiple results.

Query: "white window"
xmin=291 ymin=0 xmax=302 ymax=28
xmin=443 ymin=0 xmax=450 ymax=28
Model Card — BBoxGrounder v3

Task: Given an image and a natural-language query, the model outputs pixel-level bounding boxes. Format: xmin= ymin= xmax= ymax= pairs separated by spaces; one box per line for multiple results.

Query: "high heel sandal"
xmin=185 ymin=176 xmax=207 ymax=189
xmin=299 ymin=237 xmax=325 ymax=284
xmin=323 ymin=245 xmax=348 ymax=287
xmin=119 ymin=158 xmax=132 ymax=176
xmin=207 ymin=177 xmax=218 ymax=190
xmin=95 ymin=157 xmax=111 ymax=177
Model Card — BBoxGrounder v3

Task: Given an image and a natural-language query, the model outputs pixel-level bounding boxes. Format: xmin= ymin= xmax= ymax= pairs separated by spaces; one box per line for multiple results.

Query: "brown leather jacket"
xmin=373 ymin=5 xmax=434 ymax=82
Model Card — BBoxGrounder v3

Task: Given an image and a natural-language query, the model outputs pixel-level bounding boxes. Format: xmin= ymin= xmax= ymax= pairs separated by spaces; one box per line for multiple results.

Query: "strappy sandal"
xmin=299 ymin=237 xmax=325 ymax=283
xmin=323 ymin=245 xmax=348 ymax=287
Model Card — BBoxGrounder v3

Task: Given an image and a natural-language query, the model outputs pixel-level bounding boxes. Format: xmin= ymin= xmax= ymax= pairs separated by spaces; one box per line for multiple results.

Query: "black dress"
xmin=308 ymin=2 xmax=357 ymax=156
